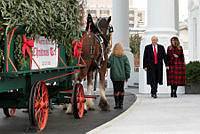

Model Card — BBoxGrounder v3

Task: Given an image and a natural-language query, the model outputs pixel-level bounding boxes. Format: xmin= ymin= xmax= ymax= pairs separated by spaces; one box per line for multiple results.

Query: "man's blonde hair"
xmin=151 ymin=36 xmax=158 ymax=41
xmin=112 ymin=42 xmax=125 ymax=57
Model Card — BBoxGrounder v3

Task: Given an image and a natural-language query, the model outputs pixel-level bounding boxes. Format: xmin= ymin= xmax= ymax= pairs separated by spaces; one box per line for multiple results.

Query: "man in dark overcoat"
xmin=143 ymin=36 xmax=169 ymax=98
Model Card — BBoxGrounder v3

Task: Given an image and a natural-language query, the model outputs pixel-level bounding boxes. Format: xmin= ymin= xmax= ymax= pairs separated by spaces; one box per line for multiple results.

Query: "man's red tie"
xmin=154 ymin=45 xmax=157 ymax=64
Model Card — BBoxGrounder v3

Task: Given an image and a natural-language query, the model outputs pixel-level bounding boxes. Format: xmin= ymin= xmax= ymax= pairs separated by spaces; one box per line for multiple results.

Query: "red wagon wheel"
xmin=29 ymin=81 xmax=49 ymax=131
xmin=72 ymin=83 xmax=85 ymax=119
xmin=3 ymin=108 xmax=16 ymax=117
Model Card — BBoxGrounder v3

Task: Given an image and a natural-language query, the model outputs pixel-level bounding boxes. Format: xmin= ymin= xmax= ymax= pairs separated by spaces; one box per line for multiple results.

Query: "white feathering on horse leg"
xmin=86 ymin=99 xmax=95 ymax=110
xmin=99 ymin=86 xmax=106 ymax=100
xmin=65 ymin=103 xmax=73 ymax=114
xmin=86 ymin=83 xmax=95 ymax=110
xmin=84 ymin=103 xmax=87 ymax=111
xmin=61 ymin=104 xmax=67 ymax=110
xmin=99 ymin=84 xmax=110 ymax=111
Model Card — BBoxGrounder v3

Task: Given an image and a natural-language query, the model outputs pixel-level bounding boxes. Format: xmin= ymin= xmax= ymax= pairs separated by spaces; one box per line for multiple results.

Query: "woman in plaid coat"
xmin=167 ymin=37 xmax=186 ymax=97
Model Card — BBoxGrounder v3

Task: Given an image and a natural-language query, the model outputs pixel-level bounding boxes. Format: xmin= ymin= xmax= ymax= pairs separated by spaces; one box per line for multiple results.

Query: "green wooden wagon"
xmin=0 ymin=24 xmax=92 ymax=131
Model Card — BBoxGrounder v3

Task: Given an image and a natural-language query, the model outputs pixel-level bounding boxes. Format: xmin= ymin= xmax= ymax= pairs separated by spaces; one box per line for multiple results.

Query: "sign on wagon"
xmin=32 ymin=36 xmax=58 ymax=69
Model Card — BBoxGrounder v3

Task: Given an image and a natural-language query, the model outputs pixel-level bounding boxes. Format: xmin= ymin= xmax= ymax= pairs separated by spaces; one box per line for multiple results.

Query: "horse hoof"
xmin=86 ymin=99 xmax=95 ymax=110
xmin=98 ymin=98 xmax=110 ymax=111
xmin=21 ymin=109 xmax=29 ymax=113
xmin=87 ymin=107 xmax=95 ymax=111
xmin=100 ymin=105 xmax=110 ymax=111
xmin=65 ymin=110 xmax=73 ymax=114
xmin=63 ymin=107 xmax=67 ymax=111
xmin=61 ymin=104 xmax=67 ymax=111
xmin=65 ymin=104 xmax=73 ymax=114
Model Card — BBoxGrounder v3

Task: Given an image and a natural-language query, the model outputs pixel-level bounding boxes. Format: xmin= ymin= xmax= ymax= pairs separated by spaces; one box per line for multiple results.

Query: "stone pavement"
xmin=87 ymin=91 xmax=200 ymax=134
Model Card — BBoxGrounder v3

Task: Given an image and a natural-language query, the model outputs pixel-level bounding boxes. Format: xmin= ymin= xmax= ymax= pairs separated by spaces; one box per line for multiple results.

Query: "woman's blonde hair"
xmin=112 ymin=42 xmax=125 ymax=57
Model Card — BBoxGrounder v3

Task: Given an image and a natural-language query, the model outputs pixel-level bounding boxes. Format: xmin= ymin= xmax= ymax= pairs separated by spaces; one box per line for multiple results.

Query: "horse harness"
xmin=83 ymin=20 xmax=113 ymax=70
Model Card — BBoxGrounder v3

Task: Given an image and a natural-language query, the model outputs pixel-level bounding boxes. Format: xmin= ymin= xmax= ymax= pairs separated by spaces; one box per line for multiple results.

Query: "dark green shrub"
xmin=186 ymin=61 xmax=200 ymax=83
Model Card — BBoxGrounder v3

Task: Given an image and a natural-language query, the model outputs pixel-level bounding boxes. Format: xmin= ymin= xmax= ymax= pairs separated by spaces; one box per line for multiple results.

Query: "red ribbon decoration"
xmin=72 ymin=40 xmax=82 ymax=58
xmin=22 ymin=35 xmax=34 ymax=60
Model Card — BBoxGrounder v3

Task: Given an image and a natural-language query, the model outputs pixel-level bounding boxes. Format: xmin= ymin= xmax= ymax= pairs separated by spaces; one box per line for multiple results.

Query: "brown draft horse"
xmin=65 ymin=14 xmax=113 ymax=113
xmin=80 ymin=14 xmax=113 ymax=111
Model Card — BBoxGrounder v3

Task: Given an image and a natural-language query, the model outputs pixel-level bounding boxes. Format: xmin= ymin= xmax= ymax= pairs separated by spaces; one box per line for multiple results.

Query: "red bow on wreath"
xmin=22 ymin=35 xmax=34 ymax=60
xmin=72 ymin=40 xmax=82 ymax=58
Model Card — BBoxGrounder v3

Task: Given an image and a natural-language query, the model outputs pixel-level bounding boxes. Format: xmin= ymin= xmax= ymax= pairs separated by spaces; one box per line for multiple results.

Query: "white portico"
xmin=139 ymin=0 xmax=185 ymax=94
xmin=111 ymin=0 xmax=185 ymax=93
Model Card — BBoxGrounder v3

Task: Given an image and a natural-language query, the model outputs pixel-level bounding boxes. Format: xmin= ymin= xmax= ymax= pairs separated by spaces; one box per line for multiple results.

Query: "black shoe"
xmin=118 ymin=105 xmax=123 ymax=109
xmin=114 ymin=106 xmax=119 ymax=109
xmin=151 ymin=94 xmax=154 ymax=97
xmin=174 ymin=93 xmax=177 ymax=98
xmin=152 ymin=94 xmax=157 ymax=99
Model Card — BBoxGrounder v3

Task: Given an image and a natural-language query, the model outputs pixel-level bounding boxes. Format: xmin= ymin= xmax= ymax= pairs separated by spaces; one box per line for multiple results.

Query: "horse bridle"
xmin=96 ymin=18 xmax=113 ymax=48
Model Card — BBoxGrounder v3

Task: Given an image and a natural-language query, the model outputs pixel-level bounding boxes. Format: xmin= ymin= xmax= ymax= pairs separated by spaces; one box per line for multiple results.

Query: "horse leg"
xmin=98 ymin=71 xmax=110 ymax=111
xmin=64 ymin=103 xmax=72 ymax=114
xmin=86 ymin=71 xmax=95 ymax=110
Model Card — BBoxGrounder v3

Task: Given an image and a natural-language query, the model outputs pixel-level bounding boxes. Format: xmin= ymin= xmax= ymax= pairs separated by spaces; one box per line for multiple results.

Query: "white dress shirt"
xmin=152 ymin=44 xmax=158 ymax=53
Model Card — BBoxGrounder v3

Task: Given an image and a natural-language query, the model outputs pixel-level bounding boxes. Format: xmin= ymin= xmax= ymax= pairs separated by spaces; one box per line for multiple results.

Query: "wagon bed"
xmin=0 ymin=24 xmax=94 ymax=131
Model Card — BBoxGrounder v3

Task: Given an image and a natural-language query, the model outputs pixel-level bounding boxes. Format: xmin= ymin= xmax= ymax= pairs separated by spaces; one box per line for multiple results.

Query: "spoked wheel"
xmin=29 ymin=81 xmax=49 ymax=131
xmin=72 ymin=83 xmax=85 ymax=119
xmin=3 ymin=108 xmax=16 ymax=117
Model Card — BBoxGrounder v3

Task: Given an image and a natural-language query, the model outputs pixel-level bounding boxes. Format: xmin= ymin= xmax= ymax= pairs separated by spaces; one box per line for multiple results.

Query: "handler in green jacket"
xmin=107 ymin=42 xmax=131 ymax=109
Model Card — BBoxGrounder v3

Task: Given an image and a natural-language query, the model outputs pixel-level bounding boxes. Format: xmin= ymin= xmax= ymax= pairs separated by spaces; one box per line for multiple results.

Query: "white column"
xmin=139 ymin=0 xmax=185 ymax=94
xmin=112 ymin=0 xmax=129 ymax=46
xmin=174 ymin=0 xmax=179 ymax=35
xmin=109 ymin=0 xmax=134 ymax=88
xmin=188 ymin=1 xmax=200 ymax=61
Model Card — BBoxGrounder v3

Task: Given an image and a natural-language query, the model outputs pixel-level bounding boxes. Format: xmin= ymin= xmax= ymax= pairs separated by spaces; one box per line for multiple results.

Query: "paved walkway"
xmin=0 ymin=88 xmax=136 ymax=134
xmin=87 ymin=92 xmax=200 ymax=134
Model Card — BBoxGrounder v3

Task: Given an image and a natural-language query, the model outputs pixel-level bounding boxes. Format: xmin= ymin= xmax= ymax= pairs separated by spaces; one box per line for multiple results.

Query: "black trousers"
xmin=112 ymin=81 xmax=124 ymax=94
xmin=150 ymin=64 xmax=158 ymax=94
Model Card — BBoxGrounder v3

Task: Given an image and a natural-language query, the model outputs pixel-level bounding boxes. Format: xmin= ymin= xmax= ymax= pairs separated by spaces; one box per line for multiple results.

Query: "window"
xmin=129 ymin=24 xmax=134 ymax=28
xmin=100 ymin=10 xmax=110 ymax=15
xmin=87 ymin=10 xmax=96 ymax=14
xmin=129 ymin=10 xmax=134 ymax=14
xmin=129 ymin=17 xmax=134 ymax=21
xmin=138 ymin=13 xmax=142 ymax=17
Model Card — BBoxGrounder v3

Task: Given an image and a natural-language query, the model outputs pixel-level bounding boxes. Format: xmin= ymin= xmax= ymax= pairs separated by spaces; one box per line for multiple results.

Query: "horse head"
xmin=85 ymin=14 xmax=113 ymax=48
xmin=96 ymin=16 xmax=113 ymax=48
